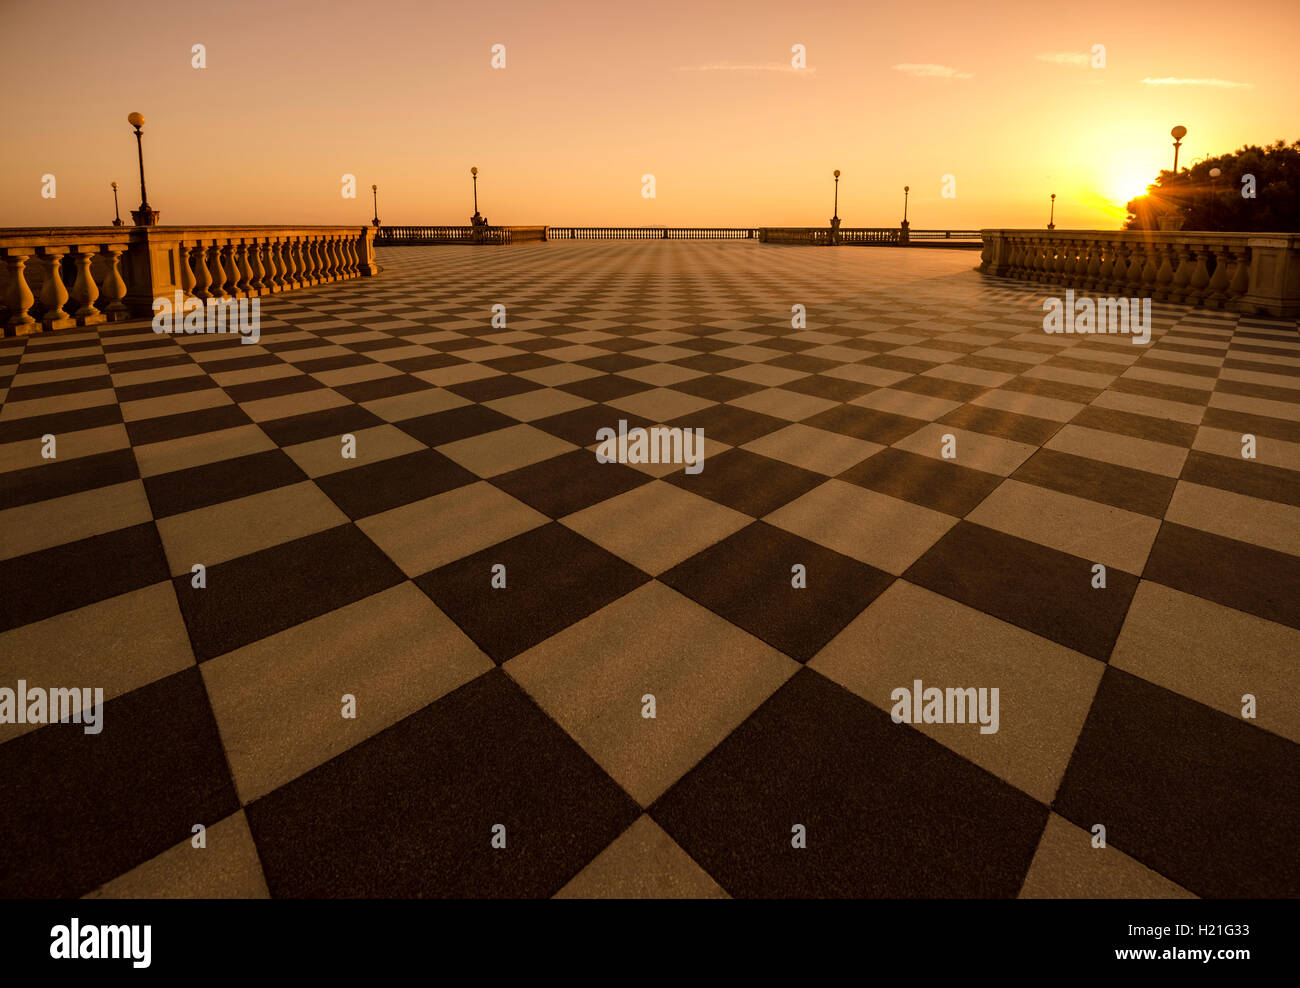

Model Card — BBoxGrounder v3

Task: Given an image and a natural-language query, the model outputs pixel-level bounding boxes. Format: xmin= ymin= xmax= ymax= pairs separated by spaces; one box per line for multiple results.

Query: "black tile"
xmin=396 ymin=404 xmax=516 ymax=447
xmin=0 ymin=668 xmax=239 ymax=897
xmin=0 ymin=523 xmax=170 ymax=633
xmin=1142 ymin=522 xmax=1300 ymax=630
xmin=0 ymin=449 xmax=139 ymax=511
xmin=904 ymin=521 xmax=1139 ymax=661
xmin=665 ymin=448 xmax=823 ymax=516
xmin=838 ymin=447 xmax=1002 ymax=516
xmin=258 ymin=404 xmax=386 ymax=447
xmin=414 ymin=523 xmax=649 ymax=663
xmin=315 ymin=449 xmax=477 ymax=519
xmin=334 ymin=374 xmax=428 ymax=403
xmin=660 ymin=522 xmax=893 ymax=662
xmin=557 ymin=373 xmax=652 ymax=402
xmin=651 ymin=669 xmax=1047 ymax=896
xmin=803 ymin=404 xmax=927 ymax=445
xmin=245 ymin=669 xmax=640 ymax=897
xmin=173 ymin=524 xmax=405 ymax=659
xmin=145 ymin=449 xmax=307 ymax=518
xmin=0 ymin=403 xmax=123 ymax=444
xmin=491 ymin=448 xmax=650 ymax=518
xmin=1054 ymin=667 xmax=1300 ymax=898
xmin=126 ymin=404 xmax=252 ymax=446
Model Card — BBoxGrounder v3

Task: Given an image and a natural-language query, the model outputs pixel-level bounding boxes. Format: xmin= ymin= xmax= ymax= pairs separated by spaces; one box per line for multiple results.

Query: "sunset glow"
xmin=3 ymin=0 xmax=1297 ymax=230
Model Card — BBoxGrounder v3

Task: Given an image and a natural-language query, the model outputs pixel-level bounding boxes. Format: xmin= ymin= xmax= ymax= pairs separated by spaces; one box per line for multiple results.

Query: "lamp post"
xmin=1209 ymin=166 xmax=1221 ymax=228
xmin=900 ymin=185 xmax=910 ymax=244
xmin=471 ymin=166 xmax=480 ymax=219
xmin=1171 ymin=125 xmax=1187 ymax=173
xmin=127 ymin=112 xmax=158 ymax=225
xmin=1048 ymin=193 xmax=1056 ymax=230
xmin=829 ymin=169 xmax=841 ymax=245
xmin=371 ymin=184 xmax=380 ymax=227
xmin=111 ymin=181 xmax=122 ymax=227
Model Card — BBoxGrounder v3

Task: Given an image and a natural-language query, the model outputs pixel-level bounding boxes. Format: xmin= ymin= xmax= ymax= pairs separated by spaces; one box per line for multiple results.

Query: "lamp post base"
xmin=131 ymin=207 xmax=160 ymax=226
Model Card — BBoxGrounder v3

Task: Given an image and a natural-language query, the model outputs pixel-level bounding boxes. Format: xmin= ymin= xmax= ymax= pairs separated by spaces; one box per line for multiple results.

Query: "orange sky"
xmin=3 ymin=0 xmax=1297 ymax=230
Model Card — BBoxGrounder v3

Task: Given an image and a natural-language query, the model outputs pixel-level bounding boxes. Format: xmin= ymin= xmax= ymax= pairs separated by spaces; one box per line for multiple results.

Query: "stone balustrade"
xmin=0 ymin=225 xmax=379 ymax=335
xmin=978 ymin=230 xmax=1300 ymax=318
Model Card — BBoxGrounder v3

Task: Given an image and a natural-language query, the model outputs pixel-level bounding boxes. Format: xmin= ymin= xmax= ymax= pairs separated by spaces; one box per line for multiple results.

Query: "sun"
xmin=1110 ymin=167 xmax=1157 ymax=207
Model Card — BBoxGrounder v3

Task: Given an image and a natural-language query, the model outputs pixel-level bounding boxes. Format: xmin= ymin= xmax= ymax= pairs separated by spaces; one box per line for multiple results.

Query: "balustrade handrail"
xmin=977 ymin=229 xmax=1300 ymax=318
xmin=1 ymin=224 xmax=380 ymax=334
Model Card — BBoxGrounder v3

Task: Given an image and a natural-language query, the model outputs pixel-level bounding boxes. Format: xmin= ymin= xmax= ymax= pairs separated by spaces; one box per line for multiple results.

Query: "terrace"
xmin=0 ymin=239 xmax=1297 ymax=898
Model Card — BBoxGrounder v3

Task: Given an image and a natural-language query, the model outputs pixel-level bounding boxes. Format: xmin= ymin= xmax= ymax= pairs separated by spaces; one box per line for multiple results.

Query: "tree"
xmin=1124 ymin=139 xmax=1299 ymax=232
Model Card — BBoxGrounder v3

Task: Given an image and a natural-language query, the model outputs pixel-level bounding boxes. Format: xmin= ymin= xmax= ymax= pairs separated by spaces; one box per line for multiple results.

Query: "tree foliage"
xmin=1124 ymin=139 xmax=1299 ymax=231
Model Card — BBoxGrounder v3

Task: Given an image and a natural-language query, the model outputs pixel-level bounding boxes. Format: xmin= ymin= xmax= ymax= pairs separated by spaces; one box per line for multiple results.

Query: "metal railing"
xmin=759 ymin=227 xmax=982 ymax=246
xmin=546 ymin=228 xmax=758 ymax=239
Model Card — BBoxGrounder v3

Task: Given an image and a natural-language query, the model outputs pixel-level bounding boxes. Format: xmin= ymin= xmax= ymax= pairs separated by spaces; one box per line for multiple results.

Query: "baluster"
xmin=1139 ymin=243 xmax=1160 ymax=298
xmin=1186 ymin=246 xmax=1211 ymax=306
xmin=264 ymin=239 xmax=283 ymax=292
xmin=304 ymin=238 xmax=321 ymax=285
xmin=287 ymin=237 xmax=304 ymax=288
xmin=246 ymin=238 xmax=264 ymax=295
xmin=69 ymin=246 xmax=106 ymax=326
xmin=178 ymin=239 xmax=196 ymax=299
xmin=1169 ymin=244 xmax=1195 ymax=302
xmin=1059 ymin=240 xmax=1077 ymax=282
xmin=3 ymin=250 xmax=38 ymax=334
xmin=1106 ymin=241 xmax=1127 ymax=294
xmin=325 ymin=237 xmax=341 ymax=280
xmin=1227 ymin=246 xmax=1250 ymax=303
xmin=235 ymin=241 xmax=253 ymax=296
xmin=1125 ymin=242 xmax=1146 ymax=292
xmin=38 ymin=247 xmax=75 ymax=331
xmin=1205 ymin=244 xmax=1231 ymax=308
xmin=1097 ymin=240 xmax=1116 ymax=291
xmin=208 ymin=244 xmax=229 ymax=299
xmin=345 ymin=235 xmax=358 ymax=276
xmin=341 ymin=235 xmax=358 ymax=277
xmin=1085 ymin=240 xmax=1103 ymax=290
xmin=1154 ymin=243 xmax=1177 ymax=300
xmin=99 ymin=245 xmax=131 ymax=321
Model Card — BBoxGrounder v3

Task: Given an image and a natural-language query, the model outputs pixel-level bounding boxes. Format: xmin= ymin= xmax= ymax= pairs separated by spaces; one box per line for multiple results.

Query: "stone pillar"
xmin=38 ymin=248 xmax=76 ymax=331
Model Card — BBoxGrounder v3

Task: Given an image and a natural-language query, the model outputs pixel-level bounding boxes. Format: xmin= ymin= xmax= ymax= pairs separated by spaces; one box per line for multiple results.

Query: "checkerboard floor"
xmin=1 ymin=241 xmax=1297 ymax=899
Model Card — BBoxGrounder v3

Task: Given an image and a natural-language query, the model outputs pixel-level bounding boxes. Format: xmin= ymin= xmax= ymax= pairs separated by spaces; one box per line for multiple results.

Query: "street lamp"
xmin=127 ymin=112 xmax=158 ymax=225
xmin=1171 ymin=125 xmax=1187 ymax=173
xmin=1209 ymin=166 xmax=1221 ymax=227
xmin=902 ymin=185 xmax=910 ymax=223
xmin=471 ymin=166 xmax=480 ymax=220
xmin=111 ymin=181 xmax=122 ymax=227
xmin=371 ymin=184 xmax=380 ymax=227
xmin=828 ymin=169 xmax=841 ymax=245
xmin=1048 ymin=193 xmax=1056 ymax=230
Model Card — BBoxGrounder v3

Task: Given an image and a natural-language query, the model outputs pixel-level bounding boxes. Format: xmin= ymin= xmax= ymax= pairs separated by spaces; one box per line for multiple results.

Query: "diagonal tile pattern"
xmin=1 ymin=241 xmax=1297 ymax=899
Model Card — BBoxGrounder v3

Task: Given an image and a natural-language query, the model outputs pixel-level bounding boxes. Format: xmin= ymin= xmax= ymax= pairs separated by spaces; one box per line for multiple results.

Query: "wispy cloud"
xmin=1036 ymin=52 xmax=1090 ymax=67
xmin=675 ymin=63 xmax=814 ymax=74
xmin=1141 ymin=76 xmax=1253 ymax=88
xmin=892 ymin=63 xmax=973 ymax=80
